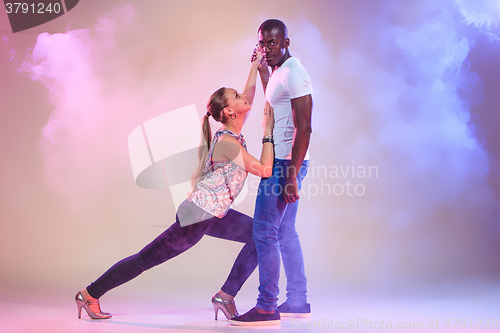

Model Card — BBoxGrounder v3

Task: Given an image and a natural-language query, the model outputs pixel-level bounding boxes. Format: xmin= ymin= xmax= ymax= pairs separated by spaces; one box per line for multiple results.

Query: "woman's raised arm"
xmin=213 ymin=102 xmax=274 ymax=178
xmin=243 ymin=48 xmax=265 ymax=107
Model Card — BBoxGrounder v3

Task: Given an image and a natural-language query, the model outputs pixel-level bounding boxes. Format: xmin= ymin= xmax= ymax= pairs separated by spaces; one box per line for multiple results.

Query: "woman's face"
xmin=224 ymin=88 xmax=251 ymax=116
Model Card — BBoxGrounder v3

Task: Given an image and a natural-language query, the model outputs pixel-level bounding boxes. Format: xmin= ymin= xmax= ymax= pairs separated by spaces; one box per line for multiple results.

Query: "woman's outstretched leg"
xmin=86 ymin=217 xmax=212 ymax=299
xmin=77 ymin=218 xmax=211 ymax=319
xmin=77 ymin=201 xmax=218 ymax=319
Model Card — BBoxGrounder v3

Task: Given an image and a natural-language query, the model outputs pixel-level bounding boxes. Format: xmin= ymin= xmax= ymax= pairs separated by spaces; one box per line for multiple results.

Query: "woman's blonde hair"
xmin=191 ymin=87 xmax=229 ymax=188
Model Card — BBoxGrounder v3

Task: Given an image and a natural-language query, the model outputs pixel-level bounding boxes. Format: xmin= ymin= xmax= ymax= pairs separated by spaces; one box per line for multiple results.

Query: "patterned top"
xmin=189 ymin=129 xmax=248 ymax=218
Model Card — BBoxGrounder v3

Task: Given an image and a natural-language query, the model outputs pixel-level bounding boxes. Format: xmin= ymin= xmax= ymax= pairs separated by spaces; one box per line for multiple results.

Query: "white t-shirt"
xmin=266 ymin=57 xmax=313 ymax=160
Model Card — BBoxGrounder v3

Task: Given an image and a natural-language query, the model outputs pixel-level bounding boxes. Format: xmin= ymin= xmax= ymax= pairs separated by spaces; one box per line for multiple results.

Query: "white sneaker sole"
xmin=280 ymin=312 xmax=312 ymax=318
xmin=230 ymin=319 xmax=281 ymax=326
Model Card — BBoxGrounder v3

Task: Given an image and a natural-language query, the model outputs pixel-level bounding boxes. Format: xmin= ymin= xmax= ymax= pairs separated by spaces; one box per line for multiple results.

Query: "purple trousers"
xmin=87 ymin=199 xmax=257 ymax=299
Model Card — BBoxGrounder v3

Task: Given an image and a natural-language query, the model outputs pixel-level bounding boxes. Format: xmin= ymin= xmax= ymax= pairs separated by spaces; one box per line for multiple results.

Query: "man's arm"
xmin=258 ymin=65 xmax=270 ymax=93
xmin=283 ymin=94 xmax=313 ymax=204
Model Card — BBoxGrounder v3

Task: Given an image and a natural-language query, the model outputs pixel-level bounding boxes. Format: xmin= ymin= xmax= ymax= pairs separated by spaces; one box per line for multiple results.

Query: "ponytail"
xmin=202 ymin=112 xmax=212 ymax=153
xmin=191 ymin=113 xmax=212 ymax=189
xmin=191 ymin=87 xmax=228 ymax=190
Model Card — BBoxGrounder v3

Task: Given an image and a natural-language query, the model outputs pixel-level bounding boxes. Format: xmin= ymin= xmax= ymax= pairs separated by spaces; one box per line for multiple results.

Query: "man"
xmin=230 ymin=19 xmax=313 ymax=326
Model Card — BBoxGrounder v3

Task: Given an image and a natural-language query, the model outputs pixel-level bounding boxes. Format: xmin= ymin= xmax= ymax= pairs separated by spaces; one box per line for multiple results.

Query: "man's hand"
xmin=283 ymin=176 xmax=299 ymax=204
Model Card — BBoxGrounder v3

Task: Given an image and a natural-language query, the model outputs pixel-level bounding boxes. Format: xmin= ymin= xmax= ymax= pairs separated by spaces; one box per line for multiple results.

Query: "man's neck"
xmin=271 ymin=51 xmax=291 ymax=72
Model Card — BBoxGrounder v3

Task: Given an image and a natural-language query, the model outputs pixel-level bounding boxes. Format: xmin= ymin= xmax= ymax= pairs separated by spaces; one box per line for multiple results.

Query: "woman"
xmin=75 ymin=50 xmax=274 ymax=321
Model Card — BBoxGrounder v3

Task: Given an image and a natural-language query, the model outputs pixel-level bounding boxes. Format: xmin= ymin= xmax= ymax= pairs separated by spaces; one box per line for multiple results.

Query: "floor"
xmin=1 ymin=283 xmax=500 ymax=333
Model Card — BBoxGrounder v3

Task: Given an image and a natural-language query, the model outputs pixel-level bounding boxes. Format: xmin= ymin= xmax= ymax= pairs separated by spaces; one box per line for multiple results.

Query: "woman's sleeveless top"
xmin=189 ymin=129 xmax=248 ymax=218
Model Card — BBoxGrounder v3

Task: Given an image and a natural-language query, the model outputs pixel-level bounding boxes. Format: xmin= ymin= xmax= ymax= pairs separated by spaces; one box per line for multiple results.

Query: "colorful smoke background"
xmin=1 ymin=0 xmax=500 ymax=300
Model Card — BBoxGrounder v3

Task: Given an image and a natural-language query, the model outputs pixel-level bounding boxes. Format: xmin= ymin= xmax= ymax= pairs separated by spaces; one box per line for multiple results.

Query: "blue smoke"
xmin=289 ymin=0 xmax=500 ymax=286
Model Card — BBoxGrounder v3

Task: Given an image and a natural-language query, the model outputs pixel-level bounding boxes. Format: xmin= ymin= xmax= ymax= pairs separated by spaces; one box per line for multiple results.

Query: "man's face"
xmin=258 ymin=28 xmax=289 ymax=67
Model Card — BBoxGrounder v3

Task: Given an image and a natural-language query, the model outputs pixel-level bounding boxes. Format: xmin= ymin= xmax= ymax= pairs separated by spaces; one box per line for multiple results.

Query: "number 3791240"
xmin=5 ymin=2 xmax=62 ymax=14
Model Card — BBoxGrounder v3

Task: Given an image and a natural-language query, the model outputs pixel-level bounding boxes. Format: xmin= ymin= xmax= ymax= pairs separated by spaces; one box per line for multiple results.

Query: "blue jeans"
xmin=253 ymin=159 xmax=309 ymax=311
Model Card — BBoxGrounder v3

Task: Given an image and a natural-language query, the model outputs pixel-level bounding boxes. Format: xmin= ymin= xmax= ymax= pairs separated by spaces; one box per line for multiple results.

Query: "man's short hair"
xmin=258 ymin=19 xmax=288 ymax=39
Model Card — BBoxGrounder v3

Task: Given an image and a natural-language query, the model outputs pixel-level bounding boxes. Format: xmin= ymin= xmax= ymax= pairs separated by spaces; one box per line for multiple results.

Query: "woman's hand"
xmin=263 ymin=101 xmax=274 ymax=136
xmin=251 ymin=47 xmax=266 ymax=70
xmin=244 ymin=47 xmax=266 ymax=107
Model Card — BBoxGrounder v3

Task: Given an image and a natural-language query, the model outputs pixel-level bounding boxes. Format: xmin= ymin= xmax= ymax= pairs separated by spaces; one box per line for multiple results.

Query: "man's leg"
xmin=253 ymin=173 xmax=287 ymax=311
xmin=229 ymin=172 xmax=286 ymax=326
xmin=277 ymin=160 xmax=310 ymax=316
xmin=278 ymin=200 xmax=307 ymax=306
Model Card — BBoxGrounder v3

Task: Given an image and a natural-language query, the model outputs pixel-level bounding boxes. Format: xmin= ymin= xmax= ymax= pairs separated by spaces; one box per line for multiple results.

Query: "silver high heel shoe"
xmin=212 ymin=292 xmax=239 ymax=320
xmin=75 ymin=291 xmax=112 ymax=319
